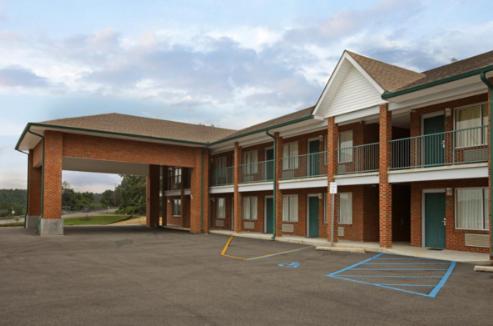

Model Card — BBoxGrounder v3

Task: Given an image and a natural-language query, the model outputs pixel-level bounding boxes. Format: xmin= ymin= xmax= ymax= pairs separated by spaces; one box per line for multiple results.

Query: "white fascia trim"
xmin=165 ymin=189 xmax=191 ymax=197
xmin=334 ymin=105 xmax=381 ymax=125
xmin=334 ymin=173 xmax=379 ymax=185
xmin=389 ymin=163 xmax=488 ymax=183
xmin=279 ymin=176 xmax=328 ymax=190
xmin=209 ymin=185 xmax=234 ymax=194
xmin=239 ymin=181 xmax=273 ymax=192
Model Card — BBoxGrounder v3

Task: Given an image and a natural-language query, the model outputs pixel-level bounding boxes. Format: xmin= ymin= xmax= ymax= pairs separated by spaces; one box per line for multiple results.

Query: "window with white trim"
xmin=282 ymin=194 xmax=298 ymax=222
xmin=338 ymin=130 xmax=353 ymax=163
xmin=242 ymin=196 xmax=258 ymax=220
xmin=338 ymin=192 xmax=352 ymax=225
xmin=216 ymin=197 xmax=226 ymax=219
xmin=215 ymin=156 xmax=227 ymax=177
xmin=455 ymin=187 xmax=489 ymax=231
xmin=172 ymin=198 xmax=182 ymax=216
xmin=455 ymin=104 xmax=488 ymax=147
xmin=243 ymin=150 xmax=258 ymax=174
xmin=282 ymin=142 xmax=299 ymax=170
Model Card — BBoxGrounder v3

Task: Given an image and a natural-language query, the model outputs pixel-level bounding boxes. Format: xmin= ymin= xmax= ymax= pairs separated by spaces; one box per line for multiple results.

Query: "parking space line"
xmin=246 ymin=246 xmax=311 ymax=261
xmin=327 ymin=253 xmax=457 ymax=299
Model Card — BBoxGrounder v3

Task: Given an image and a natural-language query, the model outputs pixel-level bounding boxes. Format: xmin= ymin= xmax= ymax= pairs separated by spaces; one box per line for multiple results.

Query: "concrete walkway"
xmin=209 ymin=229 xmax=490 ymax=263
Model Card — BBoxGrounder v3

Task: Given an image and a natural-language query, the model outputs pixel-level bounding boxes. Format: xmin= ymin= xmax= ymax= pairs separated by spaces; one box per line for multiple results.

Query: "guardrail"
xmin=336 ymin=142 xmax=379 ymax=175
xmin=280 ymin=151 xmax=327 ymax=180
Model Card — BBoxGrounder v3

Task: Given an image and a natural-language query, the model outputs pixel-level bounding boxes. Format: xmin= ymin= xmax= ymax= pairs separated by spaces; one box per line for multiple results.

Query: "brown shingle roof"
xmin=219 ymin=106 xmax=315 ymax=142
xmin=346 ymin=50 xmax=424 ymax=91
xmin=41 ymin=113 xmax=236 ymax=144
xmin=393 ymin=50 xmax=493 ymax=91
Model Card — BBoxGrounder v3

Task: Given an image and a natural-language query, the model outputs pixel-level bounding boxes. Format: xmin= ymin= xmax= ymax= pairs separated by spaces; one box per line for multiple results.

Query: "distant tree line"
xmin=0 ymin=175 xmax=146 ymax=217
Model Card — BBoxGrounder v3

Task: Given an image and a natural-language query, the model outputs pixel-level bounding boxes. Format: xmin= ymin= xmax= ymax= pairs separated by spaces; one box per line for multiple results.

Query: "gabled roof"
xmin=346 ymin=51 xmax=423 ymax=91
xmin=385 ymin=50 xmax=493 ymax=97
xmin=213 ymin=106 xmax=315 ymax=143
xmin=39 ymin=113 xmax=236 ymax=144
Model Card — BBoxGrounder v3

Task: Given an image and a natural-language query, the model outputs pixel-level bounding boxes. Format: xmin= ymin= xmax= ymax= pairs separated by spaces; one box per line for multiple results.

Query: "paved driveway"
xmin=0 ymin=226 xmax=492 ymax=326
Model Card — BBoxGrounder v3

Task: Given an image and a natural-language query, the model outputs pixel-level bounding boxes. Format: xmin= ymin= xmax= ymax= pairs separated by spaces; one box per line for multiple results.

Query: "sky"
xmin=1 ymin=0 xmax=493 ymax=192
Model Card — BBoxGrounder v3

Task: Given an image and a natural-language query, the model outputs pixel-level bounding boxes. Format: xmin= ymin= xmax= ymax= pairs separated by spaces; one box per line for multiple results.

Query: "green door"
xmin=265 ymin=197 xmax=274 ymax=234
xmin=308 ymin=196 xmax=319 ymax=238
xmin=265 ymin=148 xmax=274 ymax=181
xmin=423 ymin=115 xmax=445 ymax=166
xmin=308 ymin=140 xmax=321 ymax=176
xmin=424 ymin=192 xmax=446 ymax=249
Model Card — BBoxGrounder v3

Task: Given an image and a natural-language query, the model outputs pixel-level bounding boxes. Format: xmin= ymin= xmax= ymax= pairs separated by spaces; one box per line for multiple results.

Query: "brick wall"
xmin=210 ymin=194 xmax=234 ymax=230
xmin=410 ymin=178 xmax=489 ymax=253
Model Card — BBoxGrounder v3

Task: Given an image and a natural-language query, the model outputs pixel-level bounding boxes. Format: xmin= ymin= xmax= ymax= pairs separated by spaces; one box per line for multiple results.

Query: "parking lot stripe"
xmin=340 ymin=275 xmax=443 ymax=279
xmin=353 ymin=268 xmax=448 ymax=271
xmin=428 ymin=261 xmax=457 ymax=298
xmin=327 ymin=253 xmax=384 ymax=277
xmin=246 ymin=246 xmax=311 ymax=261
xmin=221 ymin=236 xmax=234 ymax=256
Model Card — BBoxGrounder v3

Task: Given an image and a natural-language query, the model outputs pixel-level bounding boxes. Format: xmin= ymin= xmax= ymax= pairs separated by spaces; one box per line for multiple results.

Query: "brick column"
xmin=233 ymin=142 xmax=242 ymax=232
xmin=40 ymin=131 xmax=63 ymax=235
xmin=202 ymin=149 xmax=210 ymax=233
xmin=488 ymin=86 xmax=493 ymax=259
xmin=379 ymin=104 xmax=392 ymax=248
xmin=161 ymin=166 xmax=167 ymax=226
xmin=190 ymin=149 xmax=207 ymax=233
xmin=326 ymin=117 xmax=338 ymax=242
xmin=275 ymin=132 xmax=283 ymax=236
xmin=26 ymin=150 xmax=42 ymax=229
xmin=146 ymin=164 xmax=160 ymax=228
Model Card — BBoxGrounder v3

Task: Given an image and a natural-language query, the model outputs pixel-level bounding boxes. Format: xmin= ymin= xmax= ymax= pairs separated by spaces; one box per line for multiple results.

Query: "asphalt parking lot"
xmin=0 ymin=226 xmax=492 ymax=326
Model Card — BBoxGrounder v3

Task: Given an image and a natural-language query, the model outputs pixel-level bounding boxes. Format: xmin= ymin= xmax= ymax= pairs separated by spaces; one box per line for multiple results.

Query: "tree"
xmin=115 ymin=175 xmax=146 ymax=215
xmin=101 ymin=190 xmax=116 ymax=208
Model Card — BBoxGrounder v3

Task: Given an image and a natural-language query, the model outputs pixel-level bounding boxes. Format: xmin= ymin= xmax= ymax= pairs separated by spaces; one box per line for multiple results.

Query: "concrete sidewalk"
xmin=209 ymin=229 xmax=490 ymax=263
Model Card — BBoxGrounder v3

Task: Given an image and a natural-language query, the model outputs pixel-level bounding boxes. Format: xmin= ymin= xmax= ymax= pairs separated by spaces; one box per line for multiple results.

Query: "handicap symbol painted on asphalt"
xmin=278 ymin=261 xmax=300 ymax=269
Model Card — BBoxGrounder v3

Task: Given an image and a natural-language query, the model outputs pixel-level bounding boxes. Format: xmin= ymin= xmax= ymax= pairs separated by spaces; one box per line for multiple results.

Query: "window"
xmin=172 ymin=198 xmax=182 ymax=216
xmin=282 ymin=142 xmax=299 ymax=170
xmin=214 ymin=156 xmax=228 ymax=183
xmin=282 ymin=194 xmax=298 ymax=222
xmin=216 ymin=197 xmax=226 ymax=219
xmin=338 ymin=130 xmax=353 ymax=163
xmin=455 ymin=104 xmax=488 ymax=147
xmin=242 ymin=196 xmax=258 ymax=220
xmin=455 ymin=188 xmax=489 ymax=231
xmin=338 ymin=192 xmax=352 ymax=225
xmin=170 ymin=168 xmax=182 ymax=185
xmin=243 ymin=150 xmax=258 ymax=174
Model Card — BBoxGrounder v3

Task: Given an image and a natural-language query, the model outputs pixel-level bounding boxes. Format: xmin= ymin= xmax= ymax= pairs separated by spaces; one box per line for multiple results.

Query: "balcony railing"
xmin=210 ymin=166 xmax=234 ymax=186
xmin=281 ymin=151 xmax=327 ymax=180
xmin=239 ymin=159 xmax=274 ymax=184
xmin=390 ymin=126 xmax=488 ymax=170
xmin=336 ymin=142 xmax=379 ymax=175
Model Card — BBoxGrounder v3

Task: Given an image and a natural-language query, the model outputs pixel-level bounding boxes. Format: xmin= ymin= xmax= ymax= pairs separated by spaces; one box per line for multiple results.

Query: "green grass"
xmin=0 ymin=222 xmax=24 ymax=227
xmin=63 ymin=215 xmax=133 ymax=226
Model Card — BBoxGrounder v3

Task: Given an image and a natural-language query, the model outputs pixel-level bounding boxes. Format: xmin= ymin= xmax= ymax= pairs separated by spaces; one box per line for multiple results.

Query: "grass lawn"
xmin=63 ymin=215 xmax=133 ymax=226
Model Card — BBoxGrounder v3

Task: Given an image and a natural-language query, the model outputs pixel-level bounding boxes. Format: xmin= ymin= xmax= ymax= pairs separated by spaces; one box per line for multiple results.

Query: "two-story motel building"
xmin=16 ymin=49 xmax=493 ymax=257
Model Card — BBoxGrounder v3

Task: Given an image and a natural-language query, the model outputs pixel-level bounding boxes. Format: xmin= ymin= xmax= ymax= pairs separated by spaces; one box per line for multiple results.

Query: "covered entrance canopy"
xmin=16 ymin=113 xmax=235 ymax=236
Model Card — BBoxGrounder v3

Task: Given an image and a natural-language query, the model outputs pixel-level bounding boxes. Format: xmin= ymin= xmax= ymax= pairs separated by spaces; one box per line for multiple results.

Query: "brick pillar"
xmin=146 ymin=164 xmax=160 ymax=228
xmin=488 ymin=87 xmax=493 ymax=259
xmin=27 ymin=150 xmax=41 ymax=216
xmin=379 ymin=104 xmax=392 ymax=248
xmin=202 ymin=150 xmax=210 ymax=233
xmin=326 ymin=117 xmax=338 ymax=242
xmin=190 ymin=149 xmax=208 ymax=233
xmin=233 ymin=142 xmax=242 ymax=232
xmin=40 ymin=131 xmax=63 ymax=235
xmin=275 ymin=132 xmax=283 ymax=237
xmin=161 ymin=166 xmax=167 ymax=226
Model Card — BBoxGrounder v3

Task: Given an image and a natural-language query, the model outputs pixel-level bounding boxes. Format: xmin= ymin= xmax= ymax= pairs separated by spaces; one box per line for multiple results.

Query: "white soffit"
xmin=388 ymin=76 xmax=487 ymax=111
xmin=313 ymin=52 xmax=385 ymax=119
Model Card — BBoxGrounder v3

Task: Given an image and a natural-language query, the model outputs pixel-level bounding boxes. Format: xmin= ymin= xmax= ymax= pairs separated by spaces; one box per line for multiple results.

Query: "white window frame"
xmin=282 ymin=194 xmax=299 ymax=222
xmin=338 ymin=192 xmax=353 ymax=225
xmin=242 ymin=196 xmax=258 ymax=221
xmin=455 ymin=187 xmax=489 ymax=231
xmin=243 ymin=150 xmax=258 ymax=175
xmin=454 ymin=103 xmax=488 ymax=148
xmin=282 ymin=141 xmax=299 ymax=170
xmin=172 ymin=198 xmax=182 ymax=217
xmin=216 ymin=197 xmax=226 ymax=220
xmin=338 ymin=130 xmax=353 ymax=163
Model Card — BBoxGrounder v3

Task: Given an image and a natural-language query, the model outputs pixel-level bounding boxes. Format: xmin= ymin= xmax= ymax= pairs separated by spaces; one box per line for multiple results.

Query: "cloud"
xmin=0 ymin=66 xmax=49 ymax=88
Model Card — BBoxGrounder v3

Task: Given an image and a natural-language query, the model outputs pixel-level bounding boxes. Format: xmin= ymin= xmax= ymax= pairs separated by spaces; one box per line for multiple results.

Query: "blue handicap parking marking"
xmin=278 ymin=261 xmax=300 ymax=269
xmin=327 ymin=253 xmax=456 ymax=299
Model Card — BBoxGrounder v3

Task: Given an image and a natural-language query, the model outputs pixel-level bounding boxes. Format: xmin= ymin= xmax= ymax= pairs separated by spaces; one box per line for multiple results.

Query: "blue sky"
xmin=1 ymin=0 xmax=493 ymax=192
